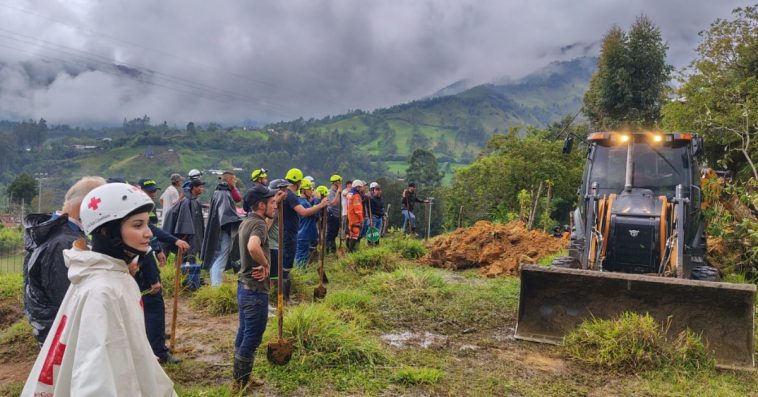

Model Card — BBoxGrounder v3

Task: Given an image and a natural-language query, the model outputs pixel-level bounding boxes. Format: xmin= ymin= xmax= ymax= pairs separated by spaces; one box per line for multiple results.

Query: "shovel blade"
xmin=266 ymin=340 xmax=294 ymax=365
xmin=314 ymin=285 xmax=327 ymax=301
xmin=515 ymin=264 xmax=756 ymax=370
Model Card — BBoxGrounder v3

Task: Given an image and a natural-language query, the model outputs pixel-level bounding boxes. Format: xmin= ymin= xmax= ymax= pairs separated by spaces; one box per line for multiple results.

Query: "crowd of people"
xmin=19 ymin=167 xmax=429 ymax=395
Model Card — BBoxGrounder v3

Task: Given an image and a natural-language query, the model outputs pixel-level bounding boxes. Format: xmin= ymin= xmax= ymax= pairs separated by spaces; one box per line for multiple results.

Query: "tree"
xmin=406 ymin=148 xmax=443 ymax=187
xmin=662 ymin=6 xmax=758 ymax=180
xmin=186 ymin=121 xmax=197 ymax=135
xmin=7 ymin=173 xmax=37 ymax=204
xmin=583 ymin=16 xmax=672 ymax=129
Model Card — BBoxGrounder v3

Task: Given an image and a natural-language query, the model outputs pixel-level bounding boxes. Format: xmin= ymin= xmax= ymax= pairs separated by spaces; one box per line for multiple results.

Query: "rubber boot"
xmin=283 ymin=278 xmax=292 ymax=302
xmin=232 ymin=358 xmax=252 ymax=394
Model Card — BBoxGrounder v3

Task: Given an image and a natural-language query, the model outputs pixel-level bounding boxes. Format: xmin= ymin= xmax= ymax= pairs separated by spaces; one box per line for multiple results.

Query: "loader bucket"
xmin=515 ymin=264 xmax=756 ymax=370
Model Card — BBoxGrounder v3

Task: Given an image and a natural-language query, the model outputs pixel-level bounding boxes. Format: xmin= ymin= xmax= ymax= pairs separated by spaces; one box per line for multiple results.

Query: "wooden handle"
xmin=169 ymin=248 xmax=184 ymax=352
xmin=277 ymin=204 xmax=284 ymax=340
xmin=319 ymin=208 xmax=326 ymax=286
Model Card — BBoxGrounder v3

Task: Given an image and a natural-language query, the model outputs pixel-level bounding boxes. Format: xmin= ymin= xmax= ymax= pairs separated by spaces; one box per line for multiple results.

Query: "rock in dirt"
xmin=422 ymin=221 xmax=564 ymax=277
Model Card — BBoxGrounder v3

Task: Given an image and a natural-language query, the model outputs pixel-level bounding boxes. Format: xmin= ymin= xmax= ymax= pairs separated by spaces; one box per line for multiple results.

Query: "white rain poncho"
xmin=22 ymin=247 xmax=177 ymax=397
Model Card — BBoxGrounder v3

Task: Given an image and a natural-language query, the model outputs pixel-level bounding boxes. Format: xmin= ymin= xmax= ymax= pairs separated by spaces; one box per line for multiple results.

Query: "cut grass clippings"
xmin=564 ymin=312 xmax=715 ymax=372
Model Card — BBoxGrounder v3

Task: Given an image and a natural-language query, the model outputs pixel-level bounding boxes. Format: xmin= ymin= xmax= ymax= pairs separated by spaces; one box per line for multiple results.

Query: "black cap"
xmin=138 ymin=178 xmax=161 ymax=192
xmin=244 ymin=185 xmax=276 ymax=209
xmin=189 ymin=179 xmax=206 ymax=188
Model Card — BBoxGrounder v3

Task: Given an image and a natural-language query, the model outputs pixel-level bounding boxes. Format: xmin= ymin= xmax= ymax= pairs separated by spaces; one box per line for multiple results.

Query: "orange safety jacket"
xmin=346 ymin=190 xmax=364 ymax=239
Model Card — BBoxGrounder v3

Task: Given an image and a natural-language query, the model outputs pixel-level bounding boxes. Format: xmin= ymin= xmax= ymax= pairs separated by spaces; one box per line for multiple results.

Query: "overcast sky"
xmin=0 ymin=0 xmax=748 ymax=125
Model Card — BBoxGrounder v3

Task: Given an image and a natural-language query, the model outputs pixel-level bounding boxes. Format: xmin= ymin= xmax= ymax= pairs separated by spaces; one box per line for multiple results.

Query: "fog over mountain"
xmin=0 ymin=0 xmax=746 ymax=125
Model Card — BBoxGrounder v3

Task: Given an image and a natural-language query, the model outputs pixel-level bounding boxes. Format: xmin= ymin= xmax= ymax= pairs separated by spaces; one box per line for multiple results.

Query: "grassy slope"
xmin=1 ymin=234 xmax=756 ymax=396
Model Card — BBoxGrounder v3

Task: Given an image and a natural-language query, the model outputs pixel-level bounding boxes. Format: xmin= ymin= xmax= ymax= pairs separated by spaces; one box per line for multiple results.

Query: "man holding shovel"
xmin=233 ymin=185 xmax=279 ymax=392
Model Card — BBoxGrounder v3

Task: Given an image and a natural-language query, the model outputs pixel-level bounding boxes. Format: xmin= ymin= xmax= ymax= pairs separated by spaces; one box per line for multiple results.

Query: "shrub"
xmin=0 ymin=273 xmax=23 ymax=300
xmin=341 ymin=247 xmax=399 ymax=273
xmin=391 ymin=367 xmax=444 ymax=385
xmin=385 ymin=238 xmax=426 ymax=259
xmin=324 ymin=290 xmax=374 ymax=311
xmin=563 ymin=312 xmax=714 ymax=371
xmin=190 ymin=283 xmax=238 ymax=315
xmin=266 ymin=303 xmax=388 ymax=367
xmin=0 ymin=227 xmax=23 ymax=253
xmin=159 ymin=255 xmax=186 ymax=298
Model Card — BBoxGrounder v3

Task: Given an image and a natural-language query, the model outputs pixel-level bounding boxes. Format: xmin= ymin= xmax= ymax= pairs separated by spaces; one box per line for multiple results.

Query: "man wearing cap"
xmin=325 ymin=175 xmax=342 ymax=254
xmin=233 ymin=184 xmax=278 ymax=392
xmin=366 ymin=182 xmax=385 ymax=246
xmin=163 ymin=178 xmax=206 ymax=263
xmin=160 ymin=174 xmax=183 ymax=226
xmin=138 ymin=178 xmax=188 ymax=364
xmin=402 ymin=182 xmax=428 ymax=237
xmin=202 ymin=171 xmax=242 ymax=287
xmin=346 ymin=180 xmax=366 ymax=252
xmin=281 ymin=168 xmax=330 ymax=302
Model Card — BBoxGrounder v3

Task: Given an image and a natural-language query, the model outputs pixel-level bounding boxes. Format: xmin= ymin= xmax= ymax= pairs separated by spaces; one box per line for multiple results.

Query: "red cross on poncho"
xmin=39 ymin=315 xmax=68 ymax=386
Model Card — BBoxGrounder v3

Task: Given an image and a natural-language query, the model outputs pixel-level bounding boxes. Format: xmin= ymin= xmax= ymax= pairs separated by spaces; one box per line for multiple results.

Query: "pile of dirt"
xmin=422 ymin=221 xmax=565 ymax=277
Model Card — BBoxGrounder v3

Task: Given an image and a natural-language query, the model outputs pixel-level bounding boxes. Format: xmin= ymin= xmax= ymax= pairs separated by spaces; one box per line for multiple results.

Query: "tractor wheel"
xmin=551 ymin=256 xmax=580 ymax=269
xmin=690 ymin=265 xmax=720 ymax=281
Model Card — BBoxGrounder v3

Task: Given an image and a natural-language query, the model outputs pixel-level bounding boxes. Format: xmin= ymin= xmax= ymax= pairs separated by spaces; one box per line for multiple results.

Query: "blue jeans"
xmin=234 ymin=285 xmax=269 ymax=362
xmin=402 ymin=209 xmax=416 ymax=233
xmin=210 ymin=231 xmax=232 ymax=286
xmin=295 ymin=239 xmax=315 ymax=269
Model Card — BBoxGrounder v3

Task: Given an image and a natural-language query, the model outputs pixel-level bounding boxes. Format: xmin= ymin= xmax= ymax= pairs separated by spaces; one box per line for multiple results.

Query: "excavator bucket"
xmin=515 ymin=265 xmax=756 ymax=370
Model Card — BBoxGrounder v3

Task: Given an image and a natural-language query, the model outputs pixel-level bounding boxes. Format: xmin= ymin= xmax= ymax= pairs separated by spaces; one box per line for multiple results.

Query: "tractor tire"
xmin=690 ymin=265 xmax=720 ymax=282
xmin=551 ymin=256 xmax=580 ymax=269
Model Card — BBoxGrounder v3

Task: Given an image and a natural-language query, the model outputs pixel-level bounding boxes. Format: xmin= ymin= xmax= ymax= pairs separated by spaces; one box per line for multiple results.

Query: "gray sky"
xmin=0 ymin=0 xmax=748 ymax=125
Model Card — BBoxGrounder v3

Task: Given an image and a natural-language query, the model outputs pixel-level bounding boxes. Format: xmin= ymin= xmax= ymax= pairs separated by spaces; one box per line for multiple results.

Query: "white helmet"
xmin=188 ymin=169 xmax=202 ymax=179
xmin=304 ymin=175 xmax=315 ymax=183
xmin=80 ymin=183 xmax=154 ymax=234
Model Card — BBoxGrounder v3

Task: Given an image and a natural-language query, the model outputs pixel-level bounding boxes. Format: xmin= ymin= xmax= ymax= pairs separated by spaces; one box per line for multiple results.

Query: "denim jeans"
xmin=234 ymin=284 xmax=269 ymax=362
xmin=402 ymin=209 xmax=416 ymax=233
xmin=210 ymin=231 xmax=233 ymax=286
xmin=295 ymin=239 xmax=316 ymax=269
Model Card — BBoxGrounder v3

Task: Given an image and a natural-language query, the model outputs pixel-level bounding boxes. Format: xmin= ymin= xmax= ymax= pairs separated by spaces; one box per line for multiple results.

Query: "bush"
xmin=190 ymin=283 xmax=238 ymax=315
xmin=385 ymin=238 xmax=426 ymax=259
xmin=563 ymin=312 xmax=714 ymax=371
xmin=0 ymin=227 xmax=23 ymax=253
xmin=159 ymin=255 xmax=186 ymax=298
xmin=341 ymin=247 xmax=399 ymax=273
xmin=266 ymin=303 xmax=387 ymax=367
xmin=391 ymin=367 xmax=444 ymax=385
xmin=0 ymin=273 xmax=23 ymax=300
xmin=323 ymin=290 xmax=374 ymax=311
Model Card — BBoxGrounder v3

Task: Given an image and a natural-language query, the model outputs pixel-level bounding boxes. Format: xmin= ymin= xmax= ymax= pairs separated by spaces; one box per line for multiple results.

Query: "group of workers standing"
xmin=19 ymin=166 xmax=428 ymax=395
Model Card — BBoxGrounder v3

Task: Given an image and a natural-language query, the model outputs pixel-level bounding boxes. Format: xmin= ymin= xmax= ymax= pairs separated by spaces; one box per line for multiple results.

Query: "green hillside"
xmin=2 ymin=57 xmax=594 ymax=205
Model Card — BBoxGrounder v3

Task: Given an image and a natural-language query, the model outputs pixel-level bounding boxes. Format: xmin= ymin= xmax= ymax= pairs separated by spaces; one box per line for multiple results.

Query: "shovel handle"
xmin=169 ymin=248 xmax=184 ymax=352
xmin=319 ymin=208 xmax=326 ymax=286
xmin=277 ymin=204 xmax=284 ymax=340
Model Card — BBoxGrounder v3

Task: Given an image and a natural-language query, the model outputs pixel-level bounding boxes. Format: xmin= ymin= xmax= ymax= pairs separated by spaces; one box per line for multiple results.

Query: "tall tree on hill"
xmin=406 ymin=148 xmax=443 ymax=187
xmin=583 ymin=16 xmax=672 ymax=129
xmin=7 ymin=173 xmax=37 ymax=205
xmin=663 ymin=5 xmax=758 ymax=181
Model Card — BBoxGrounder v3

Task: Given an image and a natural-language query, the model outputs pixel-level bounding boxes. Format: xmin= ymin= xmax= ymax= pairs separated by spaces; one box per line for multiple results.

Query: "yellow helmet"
xmin=316 ymin=185 xmax=329 ymax=196
xmin=329 ymin=174 xmax=342 ymax=183
xmin=285 ymin=168 xmax=304 ymax=183
xmin=300 ymin=179 xmax=313 ymax=191
xmin=250 ymin=168 xmax=268 ymax=181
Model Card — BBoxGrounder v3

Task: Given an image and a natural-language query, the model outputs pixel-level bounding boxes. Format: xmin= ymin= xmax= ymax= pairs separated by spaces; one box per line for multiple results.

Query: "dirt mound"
xmin=422 ymin=221 xmax=565 ymax=277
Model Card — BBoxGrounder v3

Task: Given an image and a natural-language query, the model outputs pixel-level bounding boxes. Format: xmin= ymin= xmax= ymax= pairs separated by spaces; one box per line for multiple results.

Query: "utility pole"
xmin=34 ymin=172 xmax=48 ymax=213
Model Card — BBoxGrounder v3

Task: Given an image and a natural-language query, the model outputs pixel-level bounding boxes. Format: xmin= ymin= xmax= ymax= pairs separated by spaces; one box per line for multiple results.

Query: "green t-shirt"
xmin=268 ymin=211 xmax=279 ymax=250
xmin=237 ymin=213 xmax=270 ymax=293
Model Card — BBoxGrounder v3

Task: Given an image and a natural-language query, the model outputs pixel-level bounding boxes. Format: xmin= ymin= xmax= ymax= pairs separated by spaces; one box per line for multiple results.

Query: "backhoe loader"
xmin=515 ymin=131 xmax=756 ymax=370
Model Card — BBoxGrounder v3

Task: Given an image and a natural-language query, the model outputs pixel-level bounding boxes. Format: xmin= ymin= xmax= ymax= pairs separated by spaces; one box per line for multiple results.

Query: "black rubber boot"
xmin=283 ymin=278 xmax=292 ymax=302
xmin=232 ymin=358 xmax=252 ymax=394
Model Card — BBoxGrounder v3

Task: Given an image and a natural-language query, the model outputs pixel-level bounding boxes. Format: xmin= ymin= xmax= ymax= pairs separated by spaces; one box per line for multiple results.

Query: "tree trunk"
xmin=528 ymin=181 xmax=543 ymax=230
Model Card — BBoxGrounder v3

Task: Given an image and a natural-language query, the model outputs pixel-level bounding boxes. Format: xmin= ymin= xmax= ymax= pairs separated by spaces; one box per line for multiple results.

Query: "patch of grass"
xmin=391 ymin=367 xmax=444 ymax=385
xmin=0 ymin=272 xmax=23 ymax=299
xmin=537 ymin=249 xmax=568 ymax=266
xmin=0 ymin=382 xmax=23 ymax=397
xmin=323 ymin=290 xmax=374 ymax=311
xmin=564 ymin=312 xmax=714 ymax=372
xmin=266 ymin=303 xmax=388 ymax=367
xmin=0 ymin=319 xmax=37 ymax=358
xmin=340 ymin=247 xmax=400 ymax=273
xmin=631 ymin=367 xmax=758 ymax=397
xmin=158 ymin=254 xmax=189 ymax=298
xmin=190 ymin=283 xmax=238 ymax=315
xmin=384 ymin=238 xmax=426 ymax=259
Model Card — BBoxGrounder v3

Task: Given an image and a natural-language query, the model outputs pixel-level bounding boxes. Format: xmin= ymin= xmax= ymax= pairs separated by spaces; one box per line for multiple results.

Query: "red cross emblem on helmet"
xmin=88 ymin=197 xmax=102 ymax=210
